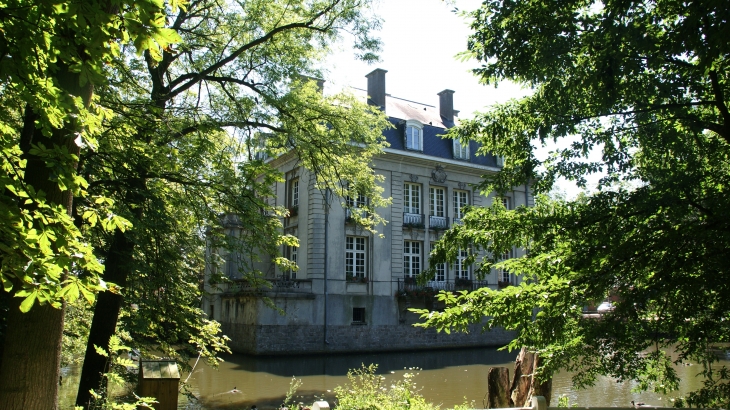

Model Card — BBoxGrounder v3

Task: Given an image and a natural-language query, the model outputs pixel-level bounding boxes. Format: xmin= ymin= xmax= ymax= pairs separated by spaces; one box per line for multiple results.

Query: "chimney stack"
xmin=366 ymin=68 xmax=387 ymax=109
xmin=437 ymin=89 xmax=455 ymax=125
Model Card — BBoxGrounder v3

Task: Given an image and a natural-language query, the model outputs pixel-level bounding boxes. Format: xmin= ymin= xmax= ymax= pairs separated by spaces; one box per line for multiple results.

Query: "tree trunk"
xmin=0 ymin=64 xmax=91 ymax=409
xmin=75 ymin=229 xmax=134 ymax=408
xmin=487 ymin=366 xmax=512 ymax=408
xmin=0 ymin=299 xmax=65 ymax=409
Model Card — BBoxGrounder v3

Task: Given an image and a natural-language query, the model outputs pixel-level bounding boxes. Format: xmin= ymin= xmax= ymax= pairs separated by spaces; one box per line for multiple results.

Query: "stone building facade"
xmin=202 ymin=69 xmax=533 ymax=355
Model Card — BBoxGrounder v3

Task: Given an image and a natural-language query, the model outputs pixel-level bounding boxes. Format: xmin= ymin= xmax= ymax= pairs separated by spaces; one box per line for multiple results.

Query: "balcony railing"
xmin=403 ymin=212 xmax=425 ymax=228
xmin=397 ymin=278 xmax=493 ymax=294
xmin=227 ymin=278 xmax=313 ymax=294
xmin=429 ymin=215 xmax=449 ymax=230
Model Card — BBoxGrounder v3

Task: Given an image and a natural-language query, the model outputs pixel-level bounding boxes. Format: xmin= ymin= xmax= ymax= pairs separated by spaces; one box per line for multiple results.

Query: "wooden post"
xmin=486 ymin=367 xmax=512 ymax=408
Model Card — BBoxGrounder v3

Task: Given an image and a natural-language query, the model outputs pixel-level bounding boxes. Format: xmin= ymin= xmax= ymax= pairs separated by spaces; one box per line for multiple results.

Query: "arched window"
xmin=404 ymin=120 xmax=423 ymax=151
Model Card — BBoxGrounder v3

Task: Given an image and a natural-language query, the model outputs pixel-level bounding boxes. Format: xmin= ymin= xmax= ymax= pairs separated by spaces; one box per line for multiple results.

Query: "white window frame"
xmin=429 ymin=187 xmax=445 ymax=217
xmin=289 ymin=178 xmax=299 ymax=208
xmin=453 ymin=189 xmax=469 ymax=220
xmin=403 ymin=240 xmax=422 ymax=278
xmin=454 ymin=249 xmax=470 ymax=279
xmin=404 ymin=182 xmax=421 ymax=214
xmin=498 ymin=249 xmax=514 ymax=283
xmin=430 ymin=244 xmax=445 ymax=282
xmin=405 ymin=120 xmax=423 ymax=151
xmin=453 ymin=138 xmax=469 ymax=159
xmin=345 ymin=236 xmax=367 ymax=280
xmin=500 ymin=196 xmax=511 ymax=210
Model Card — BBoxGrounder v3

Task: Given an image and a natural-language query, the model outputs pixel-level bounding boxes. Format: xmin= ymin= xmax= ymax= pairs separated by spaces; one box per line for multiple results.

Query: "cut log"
xmin=486 ymin=367 xmax=512 ymax=408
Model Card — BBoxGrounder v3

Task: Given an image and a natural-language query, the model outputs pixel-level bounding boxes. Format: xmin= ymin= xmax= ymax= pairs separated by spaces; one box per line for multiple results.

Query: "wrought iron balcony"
xmin=226 ymin=278 xmax=313 ymax=295
xmin=396 ymin=278 xmax=493 ymax=295
xmin=429 ymin=215 xmax=449 ymax=230
xmin=403 ymin=212 xmax=425 ymax=228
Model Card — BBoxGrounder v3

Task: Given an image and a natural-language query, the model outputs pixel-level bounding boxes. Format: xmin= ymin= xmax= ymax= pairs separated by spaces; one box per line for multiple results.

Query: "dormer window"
xmin=404 ymin=120 xmax=423 ymax=151
xmin=453 ymin=138 xmax=469 ymax=160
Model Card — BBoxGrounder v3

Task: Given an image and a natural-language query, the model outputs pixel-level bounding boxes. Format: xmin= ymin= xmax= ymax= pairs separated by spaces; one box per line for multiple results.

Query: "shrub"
xmin=334 ymin=364 xmax=439 ymax=410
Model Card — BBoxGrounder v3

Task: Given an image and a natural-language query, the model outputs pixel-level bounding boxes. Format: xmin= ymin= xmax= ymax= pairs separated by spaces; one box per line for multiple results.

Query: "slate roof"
xmin=350 ymin=88 xmax=499 ymax=168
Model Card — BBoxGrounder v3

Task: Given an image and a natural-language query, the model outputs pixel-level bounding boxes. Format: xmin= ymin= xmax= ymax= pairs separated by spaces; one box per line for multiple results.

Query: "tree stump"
xmin=486 ymin=367 xmax=512 ymax=408
xmin=510 ymin=347 xmax=536 ymax=407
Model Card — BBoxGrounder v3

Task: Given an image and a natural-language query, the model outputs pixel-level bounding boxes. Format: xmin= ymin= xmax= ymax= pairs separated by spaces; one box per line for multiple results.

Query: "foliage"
xmin=0 ymin=0 xmax=183 ymax=312
xmin=556 ymin=395 xmax=573 ymax=408
xmin=334 ymin=364 xmax=439 ymax=410
xmin=62 ymin=299 xmax=95 ymax=367
xmin=73 ymin=0 xmax=389 ymax=405
xmin=421 ymin=0 xmax=730 ymax=407
xmin=282 ymin=377 xmax=304 ymax=410
xmin=77 ymin=335 xmax=157 ymax=410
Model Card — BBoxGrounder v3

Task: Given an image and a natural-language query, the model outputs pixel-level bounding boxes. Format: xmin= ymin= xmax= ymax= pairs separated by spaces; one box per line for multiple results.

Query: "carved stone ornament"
xmin=408 ymin=229 xmax=421 ymax=240
xmin=409 ymin=174 xmax=419 ymax=182
xmin=458 ymin=182 xmax=467 ymax=189
xmin=431 ymin=165 xmax=447 ymax=183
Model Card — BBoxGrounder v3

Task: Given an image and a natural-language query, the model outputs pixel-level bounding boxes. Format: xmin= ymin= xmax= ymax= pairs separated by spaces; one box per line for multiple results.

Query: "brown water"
xmin=59 ymin=347 xmax=729 ymax=409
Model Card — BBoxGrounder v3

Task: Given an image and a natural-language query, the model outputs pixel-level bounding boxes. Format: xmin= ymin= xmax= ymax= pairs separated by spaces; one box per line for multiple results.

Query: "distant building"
xmin=202 ymin=69 xmax=532 ymax=354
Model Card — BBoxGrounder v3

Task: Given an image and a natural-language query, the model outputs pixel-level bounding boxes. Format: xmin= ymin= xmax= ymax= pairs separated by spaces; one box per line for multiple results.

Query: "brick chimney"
xmin=437 ymin=89 xmax=455 ymax=124
xmin=366 ymin=68 xmax=387 ymax=109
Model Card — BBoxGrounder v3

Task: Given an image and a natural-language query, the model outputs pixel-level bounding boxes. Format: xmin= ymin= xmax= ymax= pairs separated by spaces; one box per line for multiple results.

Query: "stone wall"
xmin=221 ymin=321 xmax=514 ymax=355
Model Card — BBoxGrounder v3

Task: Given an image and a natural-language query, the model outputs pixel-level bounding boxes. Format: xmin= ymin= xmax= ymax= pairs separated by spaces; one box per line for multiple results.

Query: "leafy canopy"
xmin=418 ymin=0 xmax=730 ymax=407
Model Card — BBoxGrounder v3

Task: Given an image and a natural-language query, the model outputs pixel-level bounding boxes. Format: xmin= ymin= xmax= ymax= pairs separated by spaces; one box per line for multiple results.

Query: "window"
xmin=289 ymin=178 xmax=299 ymax=207
xmin=403 ymin=240 xmax=422 ymax=278
xmin=285 ymin=244 xmax=297 ymax=279
xmin=453 ymin=189 xmax=469 ymax=221
xmin=498 ymin=250 xmax=513 ymax=283
xmin=405 ymin=120 xmax=423 ymax=151
xmin=346 ymin=193 xmax=367 ymax=208
xmin=500 ymin=196 xmax=511 ymax=210
xmin=345 ymin=236 xmax=367 ymax=280
xmin=453 ymin=138 xmax=469 ymax=159
xmin=429 ymin=187 xmax=445 ymax=217
xmin=430 ymin=244 xmax=445 ymax=282
xmin=352 ymin=307 xmax=366 ymax=324
xmin=404 ymin=183 xmax=421 ymax=214
xmin=454 ymin=249 xmax=469 ymax=279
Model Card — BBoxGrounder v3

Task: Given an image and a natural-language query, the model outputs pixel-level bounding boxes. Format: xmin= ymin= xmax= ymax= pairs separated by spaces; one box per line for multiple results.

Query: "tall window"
xmin=499 ymin=250 xmax=513 ymax=283
xmin=405 ymin=120 xmax=423 ymax=151
xmin=454 ymin=249 xmax=469 ymax=279
xmin=403 ymin=241 xmax=421 ymax=278
xmin=429 ymin=187 xmax=445 ymax=217
xmin=345 ymin=236 xmax=367 ymax=280
xmin=404 ymin=183 xmax=421 ymax=214
xmin=285 ymin=227 xmax=298 ymax=279
xmin=453 ymin=138 xmax=469 ymax=159
xmin=453 ymin=189 xmax=469 ymax=220
xmin=288 ymin=178 xmax=299 ymax=208
xmin=430 ymin=244 xmax=445 ymax=282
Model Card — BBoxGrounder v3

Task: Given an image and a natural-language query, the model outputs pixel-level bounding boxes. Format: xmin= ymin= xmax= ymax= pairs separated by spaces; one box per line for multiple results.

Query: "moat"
xmin=59 ymin=346 xmax=726 ymax=409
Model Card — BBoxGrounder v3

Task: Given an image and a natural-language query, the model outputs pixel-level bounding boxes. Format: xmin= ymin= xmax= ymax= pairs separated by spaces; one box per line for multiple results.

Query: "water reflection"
xmin=58 ymin=346 xmax=728 ymax=410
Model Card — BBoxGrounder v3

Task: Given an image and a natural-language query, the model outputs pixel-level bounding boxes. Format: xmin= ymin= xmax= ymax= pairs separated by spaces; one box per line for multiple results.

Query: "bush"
xmin=334 ymin=364 xmax=439 ymax=410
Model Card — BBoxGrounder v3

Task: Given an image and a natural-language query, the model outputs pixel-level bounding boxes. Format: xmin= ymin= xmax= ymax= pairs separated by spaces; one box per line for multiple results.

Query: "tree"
xmin=417 ymin=0 xmax=730 ymax=407
xmin=0 ymin=1 xmax=181 ymax=408
xmin=73 ymin=0 xmax=389 ymax=407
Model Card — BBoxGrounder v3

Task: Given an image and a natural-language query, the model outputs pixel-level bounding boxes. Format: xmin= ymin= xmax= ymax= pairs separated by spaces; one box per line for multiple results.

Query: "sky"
xmin=322 ymin=0 xmax=527 ymax=117
xmin=320 ymin=0 xmax=598 ymax=198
